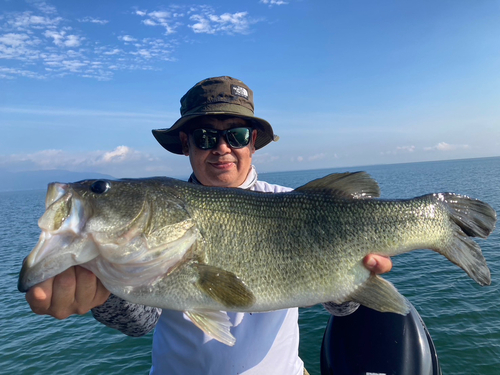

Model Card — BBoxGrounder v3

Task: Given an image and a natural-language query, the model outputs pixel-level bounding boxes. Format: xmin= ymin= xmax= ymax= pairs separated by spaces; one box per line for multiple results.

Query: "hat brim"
xmin=152 ymin=113 xmax=277 ymax=155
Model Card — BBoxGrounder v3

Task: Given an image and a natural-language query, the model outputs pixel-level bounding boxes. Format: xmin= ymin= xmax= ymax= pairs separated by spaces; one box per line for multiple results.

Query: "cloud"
xmin=0 ymin=146 xmax=170 ymax=176
xmin=0 ymin=33 xmax=30 ymax=47
xmin=1 ymin=3 xmax=263 ymax=80
xmin=424 ymin=142 xmax=470 ymax=151
xmin=101 ymin=145 xmax=133 ymax=162
xmin=78 ymin=17 xmax=109 ymax=25
xmin=103 ymin=48 xmax=121 ymax=55
xmin=136 ymin=8 xmax=184 ymax=35
xmin=119 ymin=35 xmax=137 ymax=43
xmin=381 ymin=145 xmax=416 ymax=155
xmin=308 ymin=153 xmax=326 ymax=161
xmin=30 ymin=1 xmax=58 ymax=15
xmin=6 ymin=10 xmax=62 ymax=30
xmin=44 ymin=32 xmax=82 ymax=47
xmin=252 ymin=152 xmax=281 ymax=165
xmin=0 ymin=66 xmax=45 ymax=79
xmin=260 ymin=0 xmax=289 ymax=6
xmin=0 ymin=106 xmax=174 ymax=120
xmin=189 ymin=11 xmax=253 ymax=35
xmin=397 ymin=145 xmax=415 ymax=152
xmin=0 ymin=32 xmax=42 ymax=60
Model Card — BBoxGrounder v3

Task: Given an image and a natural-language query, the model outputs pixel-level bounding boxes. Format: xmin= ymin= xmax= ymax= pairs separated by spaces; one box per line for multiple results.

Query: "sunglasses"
xmin=191 ymin=127 xmax=252 ymax=150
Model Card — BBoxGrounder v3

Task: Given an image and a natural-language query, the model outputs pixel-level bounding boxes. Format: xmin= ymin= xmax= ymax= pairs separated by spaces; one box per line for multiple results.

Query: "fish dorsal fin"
xmin=295 ymin=172 xmax=380 ymax=199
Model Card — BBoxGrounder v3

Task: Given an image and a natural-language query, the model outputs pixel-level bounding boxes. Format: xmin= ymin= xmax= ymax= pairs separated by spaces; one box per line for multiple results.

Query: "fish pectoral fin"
xmin=349 ymin=275 xmax=410 ymax=315
xmin=184 ymin=309 xmax=236 ymax=346
xmin=295 ymin=171 xmax=380 ymax=199
xmin=194 ymin=264 xmax=256 ymax=309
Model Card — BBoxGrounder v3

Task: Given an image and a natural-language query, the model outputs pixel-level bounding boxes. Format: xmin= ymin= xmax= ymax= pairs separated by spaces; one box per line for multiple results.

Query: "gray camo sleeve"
xmin=91 ymin=294 xmax=161 ymax=337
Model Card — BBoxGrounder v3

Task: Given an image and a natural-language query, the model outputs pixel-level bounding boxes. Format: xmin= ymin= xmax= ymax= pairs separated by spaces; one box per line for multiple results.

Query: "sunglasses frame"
xmin=190 ymin=127 xmax=253 ymax=150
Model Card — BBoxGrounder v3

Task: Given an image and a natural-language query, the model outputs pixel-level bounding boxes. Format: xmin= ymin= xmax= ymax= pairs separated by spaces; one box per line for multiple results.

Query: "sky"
xmin=1 ymin=0 xmax=499 ymax=179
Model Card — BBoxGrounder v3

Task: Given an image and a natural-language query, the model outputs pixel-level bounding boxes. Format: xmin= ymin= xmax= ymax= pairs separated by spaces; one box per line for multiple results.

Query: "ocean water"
xmin=1 ymin=157 xmax=499 ymax=374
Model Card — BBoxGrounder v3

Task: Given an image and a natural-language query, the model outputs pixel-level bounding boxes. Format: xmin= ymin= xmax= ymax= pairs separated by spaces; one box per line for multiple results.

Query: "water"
xmin=1 ymin=157 xmax=499 ymax=374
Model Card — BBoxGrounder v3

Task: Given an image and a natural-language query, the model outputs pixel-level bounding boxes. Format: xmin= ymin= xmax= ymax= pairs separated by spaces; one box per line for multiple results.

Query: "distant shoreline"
xmin=2 ymin=155 xmax=499 ymax=193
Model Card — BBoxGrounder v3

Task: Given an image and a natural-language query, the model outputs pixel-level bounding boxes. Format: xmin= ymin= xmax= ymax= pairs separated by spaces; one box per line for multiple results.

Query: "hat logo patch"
xmin=231 ymin=85 xmax=249 ymax=99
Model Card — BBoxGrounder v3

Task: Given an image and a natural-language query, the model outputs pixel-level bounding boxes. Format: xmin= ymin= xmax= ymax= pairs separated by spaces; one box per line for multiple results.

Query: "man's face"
xmin=179 ymin=117 xmax=257 ymax=188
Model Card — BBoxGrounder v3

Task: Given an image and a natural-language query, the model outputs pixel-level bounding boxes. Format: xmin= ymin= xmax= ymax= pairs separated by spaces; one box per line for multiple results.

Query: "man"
xmin=26 ymin=76 xmax=392 ymax=374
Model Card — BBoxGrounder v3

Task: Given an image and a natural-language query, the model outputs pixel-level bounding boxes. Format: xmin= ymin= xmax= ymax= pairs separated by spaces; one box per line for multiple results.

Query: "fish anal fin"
xmin=195 ymin=264 xmax=256 ymax=309
xmin=350 ymin=275 xmax=409 ymax=315
xmin=295 ymin=172 xmax=380 ymax=199
xmin=185 ymin=310 xmax=236 ymax=346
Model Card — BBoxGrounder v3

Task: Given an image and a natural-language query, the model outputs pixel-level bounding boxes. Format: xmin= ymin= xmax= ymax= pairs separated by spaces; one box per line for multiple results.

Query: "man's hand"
xmin=25 ymin=266 xmax=110 ymax=320
xmin=363 ymin=254 xmax=392 ymax=274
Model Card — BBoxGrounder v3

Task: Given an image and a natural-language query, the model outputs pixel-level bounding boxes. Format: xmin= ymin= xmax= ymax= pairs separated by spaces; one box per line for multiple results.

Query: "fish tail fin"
xmin=435 ymin=193 xmax=496 ymax=286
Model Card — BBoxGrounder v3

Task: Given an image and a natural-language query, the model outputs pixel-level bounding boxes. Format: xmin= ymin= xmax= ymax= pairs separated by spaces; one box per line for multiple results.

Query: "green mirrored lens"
xmin=226 ymin=128 xmax=250 ymax=148
xmin=192 ymin=128 xmax=251 ymax=150
xmin=193 ymin=129 xmax=218 ymax=149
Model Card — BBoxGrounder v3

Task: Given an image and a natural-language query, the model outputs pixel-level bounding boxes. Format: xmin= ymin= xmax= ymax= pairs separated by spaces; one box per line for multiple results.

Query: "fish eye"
xmin=90 ymin=180 xmax=110 ymax=194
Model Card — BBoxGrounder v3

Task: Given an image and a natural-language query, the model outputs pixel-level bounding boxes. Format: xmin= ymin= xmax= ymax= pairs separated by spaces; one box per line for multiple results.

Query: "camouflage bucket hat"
xmin=152 ymin=76 xmax=279 ymax=154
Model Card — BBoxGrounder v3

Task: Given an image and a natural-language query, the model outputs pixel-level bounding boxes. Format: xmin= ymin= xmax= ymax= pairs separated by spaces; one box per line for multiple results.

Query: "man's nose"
xmin=212 ymin=134 xmax=231 ymax=153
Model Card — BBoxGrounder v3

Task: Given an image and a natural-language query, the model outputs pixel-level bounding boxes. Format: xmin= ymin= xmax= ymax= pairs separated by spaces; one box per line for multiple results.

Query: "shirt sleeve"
xmin=91 ymin=294 xmax=161 ymax=337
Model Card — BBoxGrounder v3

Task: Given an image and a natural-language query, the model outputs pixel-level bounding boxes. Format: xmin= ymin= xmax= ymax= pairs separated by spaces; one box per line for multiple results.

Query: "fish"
xmin=18 ymin=172 xmax=496 ymax=346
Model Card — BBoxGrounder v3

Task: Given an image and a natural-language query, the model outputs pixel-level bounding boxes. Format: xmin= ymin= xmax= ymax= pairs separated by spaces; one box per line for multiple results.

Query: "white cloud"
xmin=31 ymin=1 xmax=58 ymax=15
xmin=102 ymin=146 xmax=132 ymax=162
xmin=0 ymin=146 xmax=167 ymax=176
xmin=424 ymin=142 xmax=470 ymax=151
xmin=149 ymin=11 xmax=171 ymax=19
xmin=381 ymin=145 xmax=416 ymax=155
xmin=103 ymin=48 xmax=121 ymax=55
xmin=78 ymin=17 xmax=109 ymax=25
xmin=252 ymin=152 xmax=281 ymax=165
xmin=143 ymin=19 xmax=157 ymax=26
xmin=0 ymin=66 xmax=45 ymax=79
xmin=260 ymin=0 xmax=289 ymax=6
xmin=308 ymin=153 xmax=327 ymax=161
xmin=119 ymin=35 xmax=137 ymax=43
xmin=64 ymin=34 xmax=82 ymax=47
xmin=189 ymin=11 xmax=253 ymax=35
xmin=397 ymin=145 xmax=415 ymax=152
xmin=1 ymin=3 xmax=262 ymax=80
xmin=6 ymin=11 xmax=62 ymax=30
xmin=0 ymin=33 xmax=30 ymax=47
xmin=138 ymin=9 xmax=182 ymax=35
xmin=44 ymin=30 xmax=83 ymax=47
xmin=131 ymin=49 xmax=152 ymax=59
xmin=190 ymin=15 xmax=212 ymax=34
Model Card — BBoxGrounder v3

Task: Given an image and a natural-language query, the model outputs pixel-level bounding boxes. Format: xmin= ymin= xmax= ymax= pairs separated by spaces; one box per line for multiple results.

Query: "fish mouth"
xmin=18 ymin=183 xmax=99 ymax=292
xmin=18 ymin=231 xmax=99 ymax=292
xmin=18 ymin=180 xmax=199 ymax=294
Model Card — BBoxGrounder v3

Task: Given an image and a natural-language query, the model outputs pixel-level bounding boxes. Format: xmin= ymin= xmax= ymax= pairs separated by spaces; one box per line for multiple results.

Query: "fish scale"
xmin=18 ymin=172 xmax=496 ymax=346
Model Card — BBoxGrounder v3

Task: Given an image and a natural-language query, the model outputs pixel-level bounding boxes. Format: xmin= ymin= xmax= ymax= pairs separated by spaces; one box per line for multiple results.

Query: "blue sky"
xmin=1 ymin=0 xmax=499 ymax=178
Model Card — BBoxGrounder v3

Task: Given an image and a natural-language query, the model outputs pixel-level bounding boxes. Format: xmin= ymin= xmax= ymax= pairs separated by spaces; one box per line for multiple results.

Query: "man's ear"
xmin=179 ymin=132 xmax=189 ymax=156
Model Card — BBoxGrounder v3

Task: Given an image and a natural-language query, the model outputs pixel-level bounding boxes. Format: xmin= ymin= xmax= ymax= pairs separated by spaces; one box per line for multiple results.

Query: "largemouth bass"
xmin=18 ymin=172 xmax=496 ymax=345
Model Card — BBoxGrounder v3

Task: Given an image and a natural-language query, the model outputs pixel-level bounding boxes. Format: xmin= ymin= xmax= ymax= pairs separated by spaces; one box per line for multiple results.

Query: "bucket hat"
xmin=152 ymin=76 xmax=279 ymax=154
